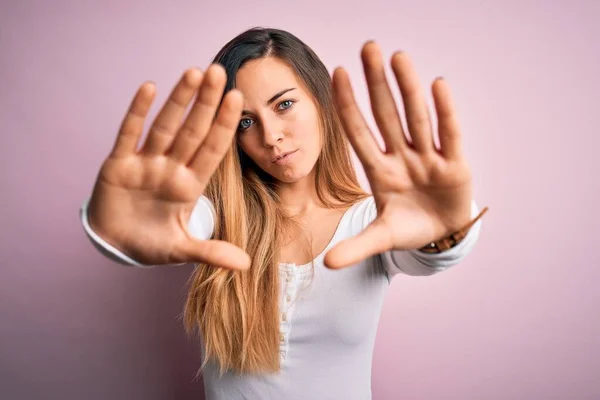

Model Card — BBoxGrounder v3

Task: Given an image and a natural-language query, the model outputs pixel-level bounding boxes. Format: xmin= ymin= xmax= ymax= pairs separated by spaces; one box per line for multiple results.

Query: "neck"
xmin=276 ymin=168 xmax=323 ymax=217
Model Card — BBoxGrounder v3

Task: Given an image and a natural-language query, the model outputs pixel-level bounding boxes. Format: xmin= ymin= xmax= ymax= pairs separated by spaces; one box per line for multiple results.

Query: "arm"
xmin=381 ymin=199 xmax=482 ymax=279
xmin=323 ymin=44 xmax=485 ymax=275
xmin=79 ymin=195 xmax=216 ymax=268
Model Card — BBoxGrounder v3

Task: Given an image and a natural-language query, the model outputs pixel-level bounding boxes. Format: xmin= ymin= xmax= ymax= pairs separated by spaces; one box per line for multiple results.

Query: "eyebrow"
xmin=241 ymin=88 xmax=296 ymax=116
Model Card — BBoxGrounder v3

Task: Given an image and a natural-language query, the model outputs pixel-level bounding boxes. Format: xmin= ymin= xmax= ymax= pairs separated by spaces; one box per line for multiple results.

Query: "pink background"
xmin=2 ymin=0 xmax=599 ymax=399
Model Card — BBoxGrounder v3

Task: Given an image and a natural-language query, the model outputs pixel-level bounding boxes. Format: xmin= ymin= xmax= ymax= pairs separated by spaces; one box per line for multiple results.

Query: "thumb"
xmin=323 ymin=219 xmax=393 ymax=269
xmin=177 ymin=239 xmax=252 ymax=270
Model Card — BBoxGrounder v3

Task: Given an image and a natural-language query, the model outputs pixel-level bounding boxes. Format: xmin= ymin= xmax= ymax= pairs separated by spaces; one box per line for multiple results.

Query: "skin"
xmin=86 ymin=40 xmax=474 ymax=271
xmin=234 ymin=57 xmax=344 ymax=264
xmin=325 ymin=42 xmax=473 ymax=269
xmin=234 ymin=57 xmax=326 ymax=216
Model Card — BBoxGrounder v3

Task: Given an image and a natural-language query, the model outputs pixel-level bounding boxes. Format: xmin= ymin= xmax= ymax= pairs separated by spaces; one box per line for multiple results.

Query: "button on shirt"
xmin=80 ymin=195 xmax=483 ymax=400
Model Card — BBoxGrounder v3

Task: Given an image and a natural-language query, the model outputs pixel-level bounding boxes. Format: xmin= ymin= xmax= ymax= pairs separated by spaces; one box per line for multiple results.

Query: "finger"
xmin=432 ymin=77 xmax=463 ymax=160
xmin=189 ymin=89 xmax=243 ymax=182
xmin=332 ymin=67 xmax=382 ymax=170
xmin=141 ymin=68 xmax=204 ymax=156
xmin=361 ymin=42 xmax=407 ymax=154
xmin=111 ymin=82 xmax=156 ymax=158
xmin=323 ymin=219 xmax=393 ymax=269
xmin=168 ymin=64 xmax=228 ymax=164
xmin=390 ymin=52 xmax=435 ymax=154
xmin=177 ymin=239 xmax=251 ymax=270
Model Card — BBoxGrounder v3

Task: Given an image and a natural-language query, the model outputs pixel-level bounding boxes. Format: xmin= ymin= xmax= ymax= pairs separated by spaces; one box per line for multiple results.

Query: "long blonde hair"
xmin=183 ymin=27 xmax=368 ymax=376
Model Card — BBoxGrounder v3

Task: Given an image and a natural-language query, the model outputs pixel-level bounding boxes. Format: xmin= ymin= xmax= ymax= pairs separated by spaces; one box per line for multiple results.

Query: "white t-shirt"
xmin=80 ymin=195 xmax=482 ymax=400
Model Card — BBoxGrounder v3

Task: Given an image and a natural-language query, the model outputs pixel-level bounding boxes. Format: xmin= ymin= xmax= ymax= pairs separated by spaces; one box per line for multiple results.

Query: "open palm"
xmin=325 ymin=42 xmax=474 ymax=269
xmin=87 ymin=65 xmax=250 ymax=270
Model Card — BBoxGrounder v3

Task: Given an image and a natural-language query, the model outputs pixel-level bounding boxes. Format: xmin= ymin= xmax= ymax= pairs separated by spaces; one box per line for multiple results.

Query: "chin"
xmin=273 ymin=163 xmax=317 ymax=184
xmin=272 ymin=169 xmax=307 ymax=183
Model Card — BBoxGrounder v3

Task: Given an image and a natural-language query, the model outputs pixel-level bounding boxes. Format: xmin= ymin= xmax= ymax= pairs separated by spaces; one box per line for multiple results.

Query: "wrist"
xmin=418 ymin=206 xmax=489 ymax=254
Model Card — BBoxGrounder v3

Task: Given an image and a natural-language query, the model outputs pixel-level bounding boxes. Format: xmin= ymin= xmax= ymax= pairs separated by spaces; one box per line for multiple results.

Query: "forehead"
xmin=235 ymin=57 xmax=303 ymax=103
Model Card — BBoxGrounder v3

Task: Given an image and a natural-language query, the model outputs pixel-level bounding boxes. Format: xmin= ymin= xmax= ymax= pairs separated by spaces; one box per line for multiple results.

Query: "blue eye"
xmin=278 ymin=100 xmax=294 ymax=110
xmin=238 ymin=118 xmax=254 ymax=131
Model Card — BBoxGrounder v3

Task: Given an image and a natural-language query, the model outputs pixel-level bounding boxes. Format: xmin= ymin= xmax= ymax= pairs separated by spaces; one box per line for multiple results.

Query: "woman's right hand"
xmin=87 ymin=64 xmax=251 ymax=270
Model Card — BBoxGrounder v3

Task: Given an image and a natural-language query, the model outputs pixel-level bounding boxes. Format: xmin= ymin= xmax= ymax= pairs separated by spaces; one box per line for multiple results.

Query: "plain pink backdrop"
xmin=1 ymin=0 xmax=599 ymax=399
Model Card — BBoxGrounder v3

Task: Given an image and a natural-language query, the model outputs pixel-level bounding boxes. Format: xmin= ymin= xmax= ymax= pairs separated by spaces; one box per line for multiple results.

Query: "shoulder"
xmin=187 ymin=195 xmax=216 ymax=241
xmin=340 ymin=195 xmax=376 ymax=235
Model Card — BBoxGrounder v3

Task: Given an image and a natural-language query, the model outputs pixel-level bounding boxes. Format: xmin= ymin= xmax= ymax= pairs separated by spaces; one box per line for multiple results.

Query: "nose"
xmin=261 ymin=119 xmax=284 ymax=147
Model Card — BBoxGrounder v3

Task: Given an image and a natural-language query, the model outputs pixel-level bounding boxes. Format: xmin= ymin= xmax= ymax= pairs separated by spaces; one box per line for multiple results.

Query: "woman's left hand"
xmin=324 ymin=42 xmax=474 ymax=270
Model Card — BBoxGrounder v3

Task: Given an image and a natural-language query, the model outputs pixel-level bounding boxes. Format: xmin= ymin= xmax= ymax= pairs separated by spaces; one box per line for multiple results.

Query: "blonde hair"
xmin=182 ymin=27 xmax=368 ymax=376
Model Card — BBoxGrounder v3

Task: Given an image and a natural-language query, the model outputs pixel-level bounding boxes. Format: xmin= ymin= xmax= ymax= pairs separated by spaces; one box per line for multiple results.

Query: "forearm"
xmin=382 ymin=199 xmax=483 ymax=277
xmin=80 ymin=198 xmax=169 ymax=267
xmin=79 ymin=195 xmax=218 ymax=267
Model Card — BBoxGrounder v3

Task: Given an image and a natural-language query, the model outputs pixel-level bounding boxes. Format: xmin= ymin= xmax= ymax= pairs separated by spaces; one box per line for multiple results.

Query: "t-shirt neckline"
xmin=278 ymin=198 xmax=366 ymax=272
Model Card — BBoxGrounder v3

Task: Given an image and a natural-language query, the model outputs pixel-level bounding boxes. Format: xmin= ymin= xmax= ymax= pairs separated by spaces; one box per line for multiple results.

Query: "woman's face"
xmin=234 ymin=57 xmax=323 ymax=183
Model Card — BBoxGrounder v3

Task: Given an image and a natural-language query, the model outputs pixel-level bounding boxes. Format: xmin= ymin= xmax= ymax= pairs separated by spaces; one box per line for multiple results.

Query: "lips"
xmin=272 ymin=150 xmax=297 ymax=163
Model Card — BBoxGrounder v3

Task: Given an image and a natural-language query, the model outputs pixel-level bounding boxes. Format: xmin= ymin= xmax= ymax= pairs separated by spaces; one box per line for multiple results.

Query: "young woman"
xmin=80 ymin=27 xmax=486 ymax=399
